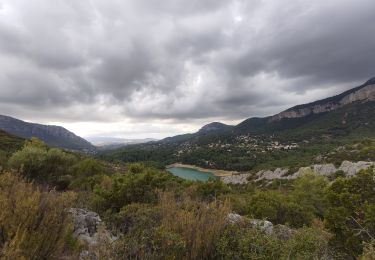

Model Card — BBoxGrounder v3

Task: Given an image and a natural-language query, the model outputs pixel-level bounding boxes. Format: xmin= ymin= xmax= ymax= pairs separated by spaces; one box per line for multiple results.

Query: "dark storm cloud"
xmin=0 ymin=0 xmax=374 ymax=125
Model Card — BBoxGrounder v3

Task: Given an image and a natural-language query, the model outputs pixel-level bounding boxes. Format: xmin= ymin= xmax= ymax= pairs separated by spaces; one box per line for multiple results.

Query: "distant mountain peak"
xmin=198 ymin=122 xmax=232 ymax=134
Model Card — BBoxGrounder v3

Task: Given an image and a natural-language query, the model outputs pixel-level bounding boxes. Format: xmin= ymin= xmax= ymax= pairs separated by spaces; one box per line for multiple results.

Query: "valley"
xmin=1 ymin=1 xmax=375 ymax=258
xmin=0 ymin=80 xmax=374 ymax=259
xmin=100 ymin=78 xmax=375 ymax=173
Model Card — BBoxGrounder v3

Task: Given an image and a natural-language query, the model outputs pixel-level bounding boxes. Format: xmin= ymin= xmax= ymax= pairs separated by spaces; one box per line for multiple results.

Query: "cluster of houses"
xmin=174 ymin=134 xmax=300 ymax=157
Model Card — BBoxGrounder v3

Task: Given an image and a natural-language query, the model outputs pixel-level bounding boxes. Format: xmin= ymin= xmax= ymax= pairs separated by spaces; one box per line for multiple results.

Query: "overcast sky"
xmin=0 ymin=0 xmax=374 ymax=139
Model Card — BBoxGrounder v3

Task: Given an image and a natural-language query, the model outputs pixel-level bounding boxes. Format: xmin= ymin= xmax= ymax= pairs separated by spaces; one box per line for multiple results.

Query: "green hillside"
xmin=99 ymin=99 xmax=375 ymax=172
xmin=0 ymin=129 xmax=24 ymax=154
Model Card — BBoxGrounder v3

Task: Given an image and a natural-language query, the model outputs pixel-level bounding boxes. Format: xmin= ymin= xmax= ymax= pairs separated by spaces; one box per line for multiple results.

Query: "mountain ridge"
xmin=270 ymin=77 xmax=375 ymax=122
xmin=0 ymin=115 xmax=94 ymax=151
xmin=99 ymin=77 xmax=375 ymax=171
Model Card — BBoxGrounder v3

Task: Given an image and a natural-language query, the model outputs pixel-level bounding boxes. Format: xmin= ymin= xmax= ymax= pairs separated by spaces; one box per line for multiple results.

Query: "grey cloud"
xmin=0 ymin=0 xmax=374 ymax=129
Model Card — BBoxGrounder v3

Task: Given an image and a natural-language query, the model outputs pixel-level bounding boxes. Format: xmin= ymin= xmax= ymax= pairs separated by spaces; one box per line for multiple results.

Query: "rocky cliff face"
xmin=270 ymin=80 xmax=375 ymax=122
xmin=0 ymin=115 xmax=94 ymax=151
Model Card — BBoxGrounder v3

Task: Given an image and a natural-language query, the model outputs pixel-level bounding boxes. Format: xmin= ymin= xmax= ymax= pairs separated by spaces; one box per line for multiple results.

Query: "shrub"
xmin=325 ymin=168 xmax=375 ymax=258
xmin=92 ymin=168 xmax=184 ymax=213
xmin=73 ymin=158 xmax=104 ymax=177
xmin=159 ymin=192 xmax=231 ymax=259
xmin=195 ymin=179 xmax=231 ymax=201
xmin=282 ymin=220 xmax=332 ymax=259
xmin=247 ymin=191 xmax=314 ymax=228
xmin=0 ymin=172 xmax=76 ymax=259
xmin=291 ymin=173 xmax=328 ymax=218
xmin=8 ymin=143 xmax=47 ymax=180
xmin=215 ymin=224 xmax=283 ymax=259
xmin=215 ymin=220 xmax=332 ymax=260
xmin=8 ymin=139 xmax=77 ymax=188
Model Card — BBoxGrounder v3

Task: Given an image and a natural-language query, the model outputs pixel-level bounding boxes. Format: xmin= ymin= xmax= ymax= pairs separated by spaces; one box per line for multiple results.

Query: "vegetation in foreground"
xmin=0 ymin=138 xmax=374 ymax=259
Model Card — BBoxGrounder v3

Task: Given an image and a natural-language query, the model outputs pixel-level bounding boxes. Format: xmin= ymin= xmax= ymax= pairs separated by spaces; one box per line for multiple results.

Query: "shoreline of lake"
xmin=166 ymin=163 xmax=236 ymax=177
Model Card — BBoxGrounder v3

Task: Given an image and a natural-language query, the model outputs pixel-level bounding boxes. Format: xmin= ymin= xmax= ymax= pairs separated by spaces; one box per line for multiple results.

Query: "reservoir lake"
xmin=166 ymin=167 xmax=218 ymax=181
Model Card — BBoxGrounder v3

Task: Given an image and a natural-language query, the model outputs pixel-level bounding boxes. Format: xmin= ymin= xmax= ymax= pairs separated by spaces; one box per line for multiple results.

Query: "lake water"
xmin=166 ymin=167 xmax=218 ymax=181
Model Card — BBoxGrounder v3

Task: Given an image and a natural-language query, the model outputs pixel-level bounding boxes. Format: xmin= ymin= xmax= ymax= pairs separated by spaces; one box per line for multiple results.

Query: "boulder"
xmin=227 ymin=212 xmax=243 ymax=224
xmin=226 ymin=213 xmax=294 ymax=237
xmin=256 ymin=168 xmax=288 ymax=181
xmin=69 ymin=208 xmax=103 ymax=246
xmin=313 ymin=164 xmax=337 ymax=176
xmin=222 ymin=173 xmax=251 ymax=184
xmin=339 ymin=161 xmax=374 ymax=176
xmin=249 ymin=219 xmax=273 ymax=235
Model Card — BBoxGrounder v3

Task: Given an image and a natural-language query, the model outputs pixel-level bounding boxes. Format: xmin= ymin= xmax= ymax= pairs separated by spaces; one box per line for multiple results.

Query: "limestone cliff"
xmin=270 ymin=78 xmax=375 ymax=122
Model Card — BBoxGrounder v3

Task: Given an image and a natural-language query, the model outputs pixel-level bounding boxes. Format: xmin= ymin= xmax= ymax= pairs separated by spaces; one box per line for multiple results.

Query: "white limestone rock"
xmin=339 ymin=161 xmax=374 ymax=176
xmin=227 ymin=213 xmax=243 ymax=224
xmin=249 ymin=219 xmax=274 ymax=235
xmin=222 ymin=173 xmax=251 ymax=184
xmin=256 ymin=168 xmax=288 ymax=181
xmin=313 ymin=164 xmax=337 ymax=176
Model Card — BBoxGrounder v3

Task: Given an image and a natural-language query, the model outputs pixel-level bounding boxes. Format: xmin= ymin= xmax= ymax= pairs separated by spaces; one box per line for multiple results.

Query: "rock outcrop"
xmin=69 ymin=208 xmax=103 ymax=247
xmin=222 ymin=173 xmax=251 ymax=184
xmin=255 ymin=168 xmax=289 ymax=181
xmin=270 ymin=81 xmax=375 ymax=122
xmin=222 ymin=161 xmax=374 ymax=184
xmin=249 ymin=219 xmax=274 ymax=235
xmin=227 ymin=212 xmax=243 ymax=224
xmin=338 ymin=161 xmax=374 ymax=176
xmin=312 ymin=164 xmax=337 ymax=176
xmin=69 ymin=208 xmax=116 ymax=260
xmin=226 ymin=213 xmax=293 ymax=238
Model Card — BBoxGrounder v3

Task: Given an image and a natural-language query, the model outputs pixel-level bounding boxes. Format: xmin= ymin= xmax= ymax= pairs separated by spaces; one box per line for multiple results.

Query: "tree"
xmin=8 ymin=139 xmax=77 ymax=188
xmin=325 ymin=168 xmax=375 ymax=258
xmin=8 ymin=141 xmax=47 ymax=180
xmin=291 ymin=173 xmax=328 ymax=218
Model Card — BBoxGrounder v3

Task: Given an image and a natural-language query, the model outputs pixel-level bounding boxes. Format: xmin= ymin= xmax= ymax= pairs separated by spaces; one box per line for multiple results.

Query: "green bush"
xmin=73 ymin=158 xmax=104 ymax=177
xmin=282 ymin=221 xmax=332 ymax=259
xmin=92 ymin=168 xmax=184 ymax=213
xmin=195 ymin=179 xmax=231 ymax=200
xmin=291 ymin=173 xmax=328 ymax=218
xmin=247 ymin=191 xmax=314 ymax=228
xmin=215 ymin=221 xmax=331 ymax=260
xmin=8 ymin=138 xmax=77 ymax=189
xmin=215 ymin=224 xmax=282 ymax=259
xmin=325 ymin=168 xmax=375 ymax=258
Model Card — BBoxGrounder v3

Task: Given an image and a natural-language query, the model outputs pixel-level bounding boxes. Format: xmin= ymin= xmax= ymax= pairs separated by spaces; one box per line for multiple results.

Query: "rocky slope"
xmin=222 ymin=160 xmax=375 ymax=184
xmin=0 ymin=115 xmax=94 ymax=151
xmin=270 ymin=78 xmax=375 ymax=122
